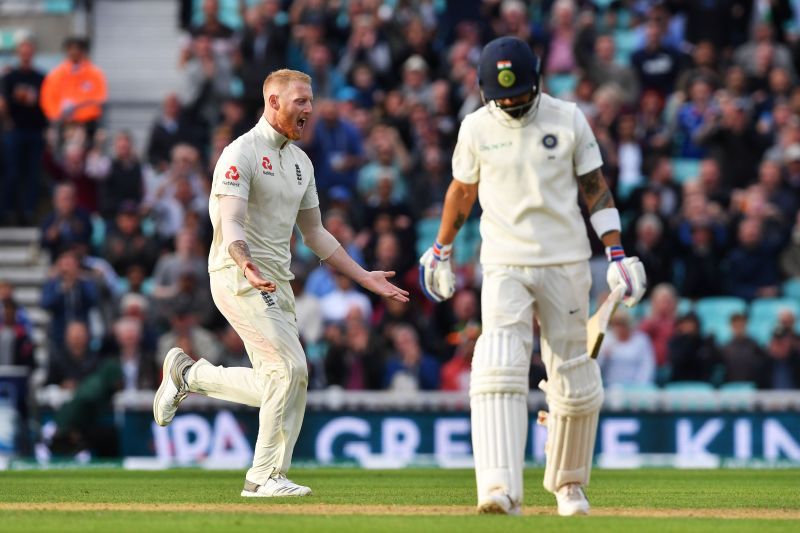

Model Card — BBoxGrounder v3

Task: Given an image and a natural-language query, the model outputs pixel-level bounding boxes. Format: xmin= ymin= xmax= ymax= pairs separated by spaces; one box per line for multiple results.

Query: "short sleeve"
xmin=452 ymin=116 xmax=480 ymax=184
xmin=212 ymin=145 xmax=252 ymax=200
xmin=573 ymin=108 xmax=603 ymax=176
xmin=299 ymin=164 xmax=320 ymax=210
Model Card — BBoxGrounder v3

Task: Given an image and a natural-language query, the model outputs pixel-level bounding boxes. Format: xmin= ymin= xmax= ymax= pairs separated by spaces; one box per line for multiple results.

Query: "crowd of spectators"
xmin=2 ymin=0 xmax=800 ymax=411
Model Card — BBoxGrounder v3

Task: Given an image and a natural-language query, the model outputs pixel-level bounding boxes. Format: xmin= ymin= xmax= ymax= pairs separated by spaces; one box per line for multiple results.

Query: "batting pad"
xmin=470 ymin=330 xmax=530 ymax=507
xmin=539 ymin=353 xmax=603 ymax=492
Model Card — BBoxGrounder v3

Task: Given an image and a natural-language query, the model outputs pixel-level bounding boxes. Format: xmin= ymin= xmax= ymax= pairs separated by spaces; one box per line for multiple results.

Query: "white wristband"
xmin=590 ymin=208 xmax=621 ymax=239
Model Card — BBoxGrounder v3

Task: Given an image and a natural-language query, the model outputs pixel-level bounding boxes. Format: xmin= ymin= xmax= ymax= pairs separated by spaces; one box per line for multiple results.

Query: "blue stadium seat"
xmin=44 ymin=0 xmax=73 ymax=14
xmin=592 ymin=0 xmax=615 ymax=10
xmin=453 ymin=220 xmax=481 ymax=264
xmin=695 ymin=296 xmax=747 ymax=319
xmin=546 ymin=74 xmax=576 ymax=98
xmin=663 ymin=381 xmax=716 ymax=410
xmin=0 ymin=30 xmax=17 ymax=51
xmin=193 ymin=0 xmax=250 ymax=30
xmin=718 ymin=381 xmax=756 ymax=409
xmin=671 ymin=158 xmax=701 ymax=183
xmin=613 ymin=29 xmax=639 ymax=62
xmin=783 ymin=278 xmax=800 ymax=300
xmin=415 ymin=218 xmax=440 ymax=257
xmin=633 ymin=298 xmax=693 ymax=322
xmin=704 ymin=316 xmax=735 ymax=344
xmin=695 ymin=297 xmax=747 ymax=343
xmin=719 ymin=381 xmax=756 ymax=392
xmin=746 ymin=316 xmax=775 ymax=346
xmin=90 ymin=215 xmax=106 ymax=251
xmin=605 ymin=382 xmax=659 ymax=410
xmin=616 ymin=180 xmax=642 ymax=202
xmin=749 ymin=297 xmax=800 ymax=322
xmin=116 ymin=277 xmax=155 ymax=296
xmin=677 ymin=298 xmax=694 ymax=316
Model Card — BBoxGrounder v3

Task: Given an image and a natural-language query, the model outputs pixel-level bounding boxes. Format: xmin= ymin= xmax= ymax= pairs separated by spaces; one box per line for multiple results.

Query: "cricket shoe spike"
xmin=153 ymin=347 xmax=194 ymax=426
xmin=556 ymin=483 xmax=590 ymax=516
xmin=241 ymin=475 xmax=312 ymax=497
xmin=477 ymin=490 xmax=521 ymax=515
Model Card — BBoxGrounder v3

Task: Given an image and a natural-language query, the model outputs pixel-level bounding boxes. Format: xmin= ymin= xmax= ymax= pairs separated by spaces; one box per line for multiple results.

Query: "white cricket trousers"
xmin=186 ymin=264 xmax=308 ymax=485
xmin=471 ymin=262 xmax=596 ymax=504
xmin=481 ymin=262 xmax=592 ymax=366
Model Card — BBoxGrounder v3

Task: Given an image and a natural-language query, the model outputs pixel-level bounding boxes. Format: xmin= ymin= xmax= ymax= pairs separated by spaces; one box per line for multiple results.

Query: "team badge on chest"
xmin=262 ymin=156 xmax=275 ymax=176
xmin=542 ymin=134 xmax=558 ymax=149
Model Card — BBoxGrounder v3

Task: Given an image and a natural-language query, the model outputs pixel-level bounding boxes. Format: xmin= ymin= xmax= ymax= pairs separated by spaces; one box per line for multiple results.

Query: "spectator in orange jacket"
xmin=40 ymin=37 xmax=107 ymax=131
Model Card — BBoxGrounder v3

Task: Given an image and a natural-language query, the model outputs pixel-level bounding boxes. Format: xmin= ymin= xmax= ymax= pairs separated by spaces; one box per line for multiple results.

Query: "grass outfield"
xmin=1 ymin=468 xmax=799 ymax=531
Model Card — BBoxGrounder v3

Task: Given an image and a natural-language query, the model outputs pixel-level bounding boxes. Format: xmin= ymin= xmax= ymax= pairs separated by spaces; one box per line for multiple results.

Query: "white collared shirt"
xmin=208 ymin=117 xmax=319 ymax=280
xmin=451 ymin=93 xmax=603 ymax=266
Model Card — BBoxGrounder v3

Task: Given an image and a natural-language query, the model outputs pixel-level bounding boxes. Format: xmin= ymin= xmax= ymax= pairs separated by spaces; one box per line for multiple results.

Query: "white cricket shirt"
xmin=452 ymin=93 xmax=603 ymax=266
xmin=208 ymin=117 xmax=319 ymax=280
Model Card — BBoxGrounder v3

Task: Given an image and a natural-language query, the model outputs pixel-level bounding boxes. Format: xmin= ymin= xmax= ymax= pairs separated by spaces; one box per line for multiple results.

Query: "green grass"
xmin=1 ymin=468 xmax=798 ymax=532
xmin=0 ymin=513 xmax=796 ymax=533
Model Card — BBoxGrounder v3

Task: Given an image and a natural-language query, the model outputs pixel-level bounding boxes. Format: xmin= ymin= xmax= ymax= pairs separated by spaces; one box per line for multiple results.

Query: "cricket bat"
xmin=587 ymin=285 xmax=626 ymax=359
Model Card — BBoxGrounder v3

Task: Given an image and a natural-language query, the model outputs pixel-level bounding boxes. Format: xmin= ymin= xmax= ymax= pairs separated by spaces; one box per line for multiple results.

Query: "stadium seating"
xmin=782 ymin=278 xmax=800 ymax=300
xmin=663 ymin=381 xmax=716 ymax=410
xmin=749 ymin=297 xmax=800 ymax=322
xmin=613 ymin=29 xmax=639 ymax=63
xmin=453 ymin=220 xmax=481 ymax=264
xmin=605 ymin=382 xmax=659 ymax=410
xmin=191 ymin=0 xmax=250 ymax=30
xmin=415 ymin=218 xmax=440 ymax=258
xmin=746 ymin=316 xmax=774 ymax=346
xmin=718 ymin=381 xmax=757 ymax=409
xmin=44 ymin=0 xmax=73 ymax=14
xmin=546 ymin=74 xmax=577 ymax=98
xmin=743 ymin=298 xmax=800 ymax=345
xmin=671 ymin=158 xmax=701 ymax=183
xmin=616 ymin=179 xmax=642 ymax=202
xmin=630 ymin=297 xmax=694 ymax=321
xmin=694 ymin=297 xmax=747 ymax=343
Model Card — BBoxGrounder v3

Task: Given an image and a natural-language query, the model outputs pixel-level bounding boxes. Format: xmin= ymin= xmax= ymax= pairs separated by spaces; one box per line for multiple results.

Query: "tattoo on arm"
xmin=577 ymin=168 xmax=616 ymax=213
xmin=228 ymin=240 xmax=254 ymax=270
xmin=590 ymin=188 xmax=615 ymax=214
xmin=453 ymin=213 xmax=466 ymax=231
xmin=577 ymin=168 xmax=602 ymax=196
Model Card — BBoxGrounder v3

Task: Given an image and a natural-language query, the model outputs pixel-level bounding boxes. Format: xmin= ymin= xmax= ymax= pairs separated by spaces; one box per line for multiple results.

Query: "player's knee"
xmin=286 ymin=358 xmax=308 ymax=387
xmin=540 ymin=353 xmax=603 ymax=415
xmin=470 ymin=329 xmax=529 ymax=396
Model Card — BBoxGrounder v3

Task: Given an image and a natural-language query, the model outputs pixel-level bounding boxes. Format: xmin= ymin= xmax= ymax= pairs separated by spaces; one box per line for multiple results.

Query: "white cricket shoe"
xmin=477 ymin=490 xmax=521 ymax=515
xmin=555 ymin=483 xmax=590 ymax=516
xmin=241 ymin=475 xmax=312 ymax=497
xmin=153 ymin=347 xmax=194 ymax=426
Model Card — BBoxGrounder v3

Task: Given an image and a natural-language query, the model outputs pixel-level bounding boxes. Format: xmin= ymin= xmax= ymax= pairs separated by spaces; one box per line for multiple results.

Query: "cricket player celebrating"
xmin=154 ymin=69 xmax=409 ymax=497
xmin=419 ymin=37 xmax=646 ymax=516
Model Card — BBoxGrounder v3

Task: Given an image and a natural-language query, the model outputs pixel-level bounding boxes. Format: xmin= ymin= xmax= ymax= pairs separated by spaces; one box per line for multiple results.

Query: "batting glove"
xmin=605 ymin=245 xmax=647 ymax=308
xmin=419 ymin=241 xmax=456 ymax=303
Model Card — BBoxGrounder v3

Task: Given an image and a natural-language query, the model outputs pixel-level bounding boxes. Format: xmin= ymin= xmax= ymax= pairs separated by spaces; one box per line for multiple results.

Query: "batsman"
xmin=419 ymin=37 xmax=646 ymax=516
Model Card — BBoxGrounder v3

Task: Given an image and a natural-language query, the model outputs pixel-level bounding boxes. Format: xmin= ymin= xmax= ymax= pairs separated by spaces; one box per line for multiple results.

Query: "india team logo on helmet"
xmin=478 ymin=37 xmax=541 ymax=101
xmin=497 ymin=61 xmax=516 ymax=88
xmin=478 ymin=36 xmax=542 ymax=122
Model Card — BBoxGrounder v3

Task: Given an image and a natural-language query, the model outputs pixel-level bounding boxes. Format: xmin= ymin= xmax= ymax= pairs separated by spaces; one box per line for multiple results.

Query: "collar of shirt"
xmin=256 ymin=116 xmax=290 ymax=150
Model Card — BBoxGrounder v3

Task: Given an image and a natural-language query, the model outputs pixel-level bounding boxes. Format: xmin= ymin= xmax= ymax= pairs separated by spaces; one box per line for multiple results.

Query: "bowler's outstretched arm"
xmin=296 ymin=206 xmax=409 ymax=303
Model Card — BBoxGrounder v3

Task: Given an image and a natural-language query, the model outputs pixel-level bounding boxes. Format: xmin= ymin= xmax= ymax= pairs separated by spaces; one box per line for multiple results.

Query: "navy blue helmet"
xmin=478 ymin=36 xmax=541 ymax=117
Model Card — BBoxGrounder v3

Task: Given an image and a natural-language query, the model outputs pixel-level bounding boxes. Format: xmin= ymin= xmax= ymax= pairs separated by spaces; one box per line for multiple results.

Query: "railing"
xmin=35 ymin=387 xmax=800 ymax=413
